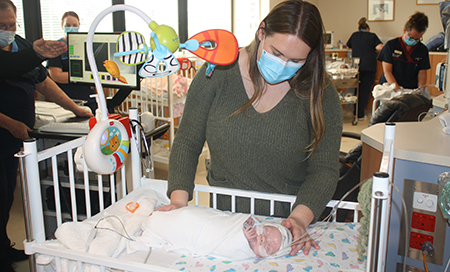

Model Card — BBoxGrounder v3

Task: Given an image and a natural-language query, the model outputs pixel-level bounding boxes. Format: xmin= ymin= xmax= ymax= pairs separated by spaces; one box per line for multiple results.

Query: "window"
xmin=124 ymin=0 xmax=178 ymax=41
xmin=187 ymin=0 xmax=231 ymax=38
xmin=233 ymin=0 xmax=261 ymax=47
xmin=40 ymin=0 xmax=113 ymax=41
xmin=11 ymin=0 xmax=25 ymax=38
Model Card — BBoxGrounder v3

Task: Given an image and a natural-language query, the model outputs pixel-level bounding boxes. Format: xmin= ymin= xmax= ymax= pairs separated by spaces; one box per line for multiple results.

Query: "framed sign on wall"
xmin=368 ymin=0 xmax=395 ymax=21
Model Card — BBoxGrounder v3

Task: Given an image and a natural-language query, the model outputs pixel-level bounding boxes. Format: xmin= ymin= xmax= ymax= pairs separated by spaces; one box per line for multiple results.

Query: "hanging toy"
xmin=83 ymin=4 xmax=239 ymax=174
xmin=114 ymin=21 xmax=239 ymax=77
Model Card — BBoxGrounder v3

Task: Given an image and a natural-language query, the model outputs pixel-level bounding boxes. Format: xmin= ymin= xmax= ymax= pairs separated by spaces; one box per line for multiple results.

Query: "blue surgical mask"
xmin=64 ymin=27 xmax=79 ymax=35
xmin=0 ymin=30 xmax=15 ymax=47
xmin=257 ymin=45 xmax=304 ymax=84
xmin=404 ymin=36 xmax=419 ymax=46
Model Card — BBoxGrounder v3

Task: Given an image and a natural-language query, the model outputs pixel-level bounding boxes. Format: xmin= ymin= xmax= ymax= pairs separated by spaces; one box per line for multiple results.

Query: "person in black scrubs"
xmin=0 ymin=2 xmax=93 ymax=271
xmin=346 ymin=17 xmax=383 ymax=120
xmin=377 ymin=12 xmax=430 ymax=92
xmin=47 ymin=11 xmax=97 ymax=113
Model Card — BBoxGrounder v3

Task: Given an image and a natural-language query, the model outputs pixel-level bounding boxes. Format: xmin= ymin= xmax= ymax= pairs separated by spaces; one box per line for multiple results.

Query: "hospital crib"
xmin=15 ymin=114 xmax=396 ymax=272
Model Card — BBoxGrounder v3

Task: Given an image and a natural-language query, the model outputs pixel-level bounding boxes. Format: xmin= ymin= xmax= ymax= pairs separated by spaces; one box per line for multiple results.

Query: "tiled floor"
xmin=8 ymin=106 xmax=371 ymax=272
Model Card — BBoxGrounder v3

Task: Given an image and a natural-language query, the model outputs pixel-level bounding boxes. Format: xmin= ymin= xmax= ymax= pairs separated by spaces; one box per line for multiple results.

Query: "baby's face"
xmin=252 ymin=225 xmax=282 ymax=257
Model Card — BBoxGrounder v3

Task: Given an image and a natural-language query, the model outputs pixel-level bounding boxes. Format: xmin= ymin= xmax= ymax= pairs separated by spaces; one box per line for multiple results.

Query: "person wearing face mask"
xmin=0 ymin=2 xmax=93 ymax=271
xmin=156 ymin=0 xmax=342 ymax=258
xmin=378 ymin=12 xmax=430 ymax=92
xmin=47 ymin=11 xmax=97 ymax=113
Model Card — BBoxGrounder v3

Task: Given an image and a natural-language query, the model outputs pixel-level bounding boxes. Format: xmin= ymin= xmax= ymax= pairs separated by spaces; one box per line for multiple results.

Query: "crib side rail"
xmin=17 ymin=137 xmax=131 ymax=244
xmin=194 ymin=184 xmax=361 ymax=222
xmin=27 ymin=243 xmax=177 ymax=272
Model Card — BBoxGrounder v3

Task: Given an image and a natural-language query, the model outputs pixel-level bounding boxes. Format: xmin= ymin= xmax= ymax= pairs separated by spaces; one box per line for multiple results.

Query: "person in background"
xmin=157 ymin=0 xmax=342 ymax=258
xmin=0 ymin=38 xmax=67 ymax=78
xmin=47 ymin=11 xmax=97 ymax=113
xmin=346 ymin=17 xmax=383 ymax=120
xmin=378 ymin=12 xmax=430 ymax=92
xmin=0 ymin=1 xmax=93 ymax=271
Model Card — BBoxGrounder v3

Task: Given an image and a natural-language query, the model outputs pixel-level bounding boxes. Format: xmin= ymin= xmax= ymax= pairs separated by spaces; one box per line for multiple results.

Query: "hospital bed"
xmin=16 ymin=113 xmax=397 ymax=271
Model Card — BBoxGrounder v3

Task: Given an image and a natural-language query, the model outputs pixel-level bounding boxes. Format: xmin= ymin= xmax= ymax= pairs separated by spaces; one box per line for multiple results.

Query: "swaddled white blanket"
xmin=37 ymin=181 xmax=170 ymax=271
xmin=129 ymin=206 xmax=256 ymax=260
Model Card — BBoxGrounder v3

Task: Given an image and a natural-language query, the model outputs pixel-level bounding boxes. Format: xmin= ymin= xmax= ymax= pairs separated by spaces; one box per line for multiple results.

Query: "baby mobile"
xmin=83 ymin=5 xmax=239 ymax=174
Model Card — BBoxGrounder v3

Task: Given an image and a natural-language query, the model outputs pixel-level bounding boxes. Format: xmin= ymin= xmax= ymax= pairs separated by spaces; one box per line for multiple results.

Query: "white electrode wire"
xmin=306 ymin=177 xmax=410 ymax=272
xmin=390 ymin=181 xmax=409 ymax=272
xmin=285 ymin=179 xmax=368 ymax=253
xmin=86 ymin=4 xmax=153 ymax=121
xmin=444 ymin=255 xmax=450 ymax=272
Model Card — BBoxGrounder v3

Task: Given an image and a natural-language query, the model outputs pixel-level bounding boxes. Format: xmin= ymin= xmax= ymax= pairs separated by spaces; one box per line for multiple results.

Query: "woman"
xmin=378 ymin=12 xmax=430 ymax=92
xmin=158 ymin=0 xmax=342 ymax=257
xmin=346 ymin=17 xmax=383 ymax=120
xmin=47 ymin=11 xmax=97 ymax=113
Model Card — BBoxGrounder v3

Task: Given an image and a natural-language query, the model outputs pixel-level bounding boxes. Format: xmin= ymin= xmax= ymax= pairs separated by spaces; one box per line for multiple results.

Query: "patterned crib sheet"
xmin=169 ymin=220 xmax=365 ymax=272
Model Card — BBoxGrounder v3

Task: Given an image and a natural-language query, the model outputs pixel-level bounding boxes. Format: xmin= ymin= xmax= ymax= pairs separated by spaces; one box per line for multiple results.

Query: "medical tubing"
xmin=319 ymin=176 xmax=409 ymax=271
xmin=94 ymin=215 xmax=135 ymax=241
xmin=86 ymin=4 xmax=153 ymax=121
xmin=391 ymin=181 xmax=409 ymax=272
xmin=445 ymin=255 xmax=450 ymax=272
xmin=423 ymin=253 xmax=430 ymax=272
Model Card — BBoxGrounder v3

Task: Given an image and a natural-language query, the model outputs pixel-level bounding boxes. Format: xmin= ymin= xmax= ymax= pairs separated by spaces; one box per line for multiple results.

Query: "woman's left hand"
xmin=281 ymin=205 xmax=320 ymax=256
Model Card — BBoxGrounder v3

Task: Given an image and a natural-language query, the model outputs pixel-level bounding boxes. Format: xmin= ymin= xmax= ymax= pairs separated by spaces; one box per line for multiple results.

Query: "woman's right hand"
xmin=155 ymin=190 xmax=189 ymax=212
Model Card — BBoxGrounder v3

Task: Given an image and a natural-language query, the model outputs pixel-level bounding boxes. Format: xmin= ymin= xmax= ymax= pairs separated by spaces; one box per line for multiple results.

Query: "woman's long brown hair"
xmin=233 ymin=0 xmax=327 ymax=156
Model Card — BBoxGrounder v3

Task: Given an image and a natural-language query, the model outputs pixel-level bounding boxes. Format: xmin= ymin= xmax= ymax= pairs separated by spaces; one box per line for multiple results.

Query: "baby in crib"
xmin=130 ymin=206 xmax=292 ymax=260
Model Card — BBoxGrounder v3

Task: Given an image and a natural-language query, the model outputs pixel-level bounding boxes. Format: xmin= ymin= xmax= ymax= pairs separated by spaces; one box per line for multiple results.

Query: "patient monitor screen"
xmin=68 ymin=32 xmax=140 ymax=89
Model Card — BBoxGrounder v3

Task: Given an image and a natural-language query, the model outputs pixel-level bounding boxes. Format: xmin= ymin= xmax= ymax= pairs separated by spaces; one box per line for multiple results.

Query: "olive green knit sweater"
xmin=168 ymin=60 xmax=343 ymax=221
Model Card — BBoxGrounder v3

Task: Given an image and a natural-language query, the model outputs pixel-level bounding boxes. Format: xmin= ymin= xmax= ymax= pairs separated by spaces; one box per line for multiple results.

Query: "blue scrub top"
xmin=377 ymin=37 xmax=430 ymax=89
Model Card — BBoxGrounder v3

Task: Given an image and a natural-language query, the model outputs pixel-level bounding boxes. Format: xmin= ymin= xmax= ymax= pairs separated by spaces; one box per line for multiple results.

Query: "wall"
xmin=269 ymin=0 xmax=443 ymax=46
xmin=319 ymin=0 xmax=443 ymax=46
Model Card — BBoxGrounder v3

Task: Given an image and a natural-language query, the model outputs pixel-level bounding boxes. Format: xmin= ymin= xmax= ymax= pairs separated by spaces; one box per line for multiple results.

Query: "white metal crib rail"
xmin=194 ymin=184 xmax=361 ymax=223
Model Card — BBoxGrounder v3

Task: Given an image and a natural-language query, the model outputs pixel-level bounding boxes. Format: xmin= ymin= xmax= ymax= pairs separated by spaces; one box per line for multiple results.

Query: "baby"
xmin=243 ymin=216 xmax=292 ymax=258
xmin=130 ymin=206 xmax=293 ymax=260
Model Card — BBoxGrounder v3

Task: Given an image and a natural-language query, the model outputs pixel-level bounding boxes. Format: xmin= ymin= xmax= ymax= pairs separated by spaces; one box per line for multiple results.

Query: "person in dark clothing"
xmin=377 ymin=12 xmax=430 ymax=92
xmin=346 ymin=17 xmax=383 ymax=120
xmin=0 ymin=38 xmax=67 ymax=78
xmin=47 ymin=11 xmax=97 ymax=113
xmin=0 ymin=1 xmax=93 ymax=271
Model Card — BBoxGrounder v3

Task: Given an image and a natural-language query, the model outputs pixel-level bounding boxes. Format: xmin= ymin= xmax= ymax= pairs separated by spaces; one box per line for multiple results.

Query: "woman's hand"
xmin=281 ymin=205 xmax=319 ymax=256
xmin=155 ymin=190 xmax=189 ymax=212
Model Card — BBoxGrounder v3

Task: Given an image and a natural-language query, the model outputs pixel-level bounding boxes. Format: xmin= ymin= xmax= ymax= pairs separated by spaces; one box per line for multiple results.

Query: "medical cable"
xmin=130 ymin=119 xmax=153 ymax=173
xmin=312 ymin=178 xmax=410 ymax=272
xmin=390 ymin=181 xmax=409 ymax=272
xmin=423 ymin=253 xmax=430 ymax=272
xmin=94 ymin=215 xmax=135 ymax=241
xmin=444 ymin=254 xmax=450 ymax=272
xmin=281 ymin=180 xmax=366 ymax=254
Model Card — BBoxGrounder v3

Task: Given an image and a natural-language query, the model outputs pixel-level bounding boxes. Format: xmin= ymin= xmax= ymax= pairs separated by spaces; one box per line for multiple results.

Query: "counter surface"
xmin=361 ymin=117 xmax=450 ymax=167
